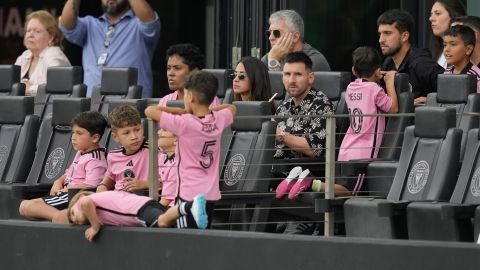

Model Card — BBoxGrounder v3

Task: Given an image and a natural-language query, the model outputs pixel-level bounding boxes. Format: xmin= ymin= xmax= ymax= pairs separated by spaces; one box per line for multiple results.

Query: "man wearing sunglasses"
xmin=60 ymin=0 xmax=161 ymax=98
xmin=261 ymin=9 xmax=330 ymax=72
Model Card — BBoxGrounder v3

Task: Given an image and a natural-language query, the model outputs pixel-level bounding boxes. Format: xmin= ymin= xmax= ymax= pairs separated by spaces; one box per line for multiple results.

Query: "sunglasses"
xmin=265 ymin=29 xmax=281 ymax=38
xmin=229 ymin=73 xmax=247 ymax=80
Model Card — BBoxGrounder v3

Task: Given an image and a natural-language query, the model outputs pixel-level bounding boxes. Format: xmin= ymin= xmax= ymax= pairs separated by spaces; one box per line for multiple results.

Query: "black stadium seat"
xmin=0 ymin=96 xmax=39 ymax=183
xmin=0 ymin=98 xmax=89 ymax=218
xmin=407 ymin=126 xmax=480 ymax=242
xmin=313 ymin=71 xmax=350 ymax=145
xmin=91 ymin=67 xmax=143 ymax=115
xmin=0 ymin=65 xmax=25 ymax=96
xmin=20 ymin=98 xmax=91 ymax=195
xmin=216 ymin=101 xmax=276 ymax=231
xmin=34 ymin=66 xmax=86 ymax=119
xmin=344 ymin=107 xmax=461 ymax=239
xmin=426 ymin=74 xmax=480 ymax=160
xmin=267 ymin=71 xmax=287 ymax=108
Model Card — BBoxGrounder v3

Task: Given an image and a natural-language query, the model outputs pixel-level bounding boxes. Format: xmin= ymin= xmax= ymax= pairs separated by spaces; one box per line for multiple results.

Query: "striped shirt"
xmin=444 ymin=62 xmax=480 ymax=93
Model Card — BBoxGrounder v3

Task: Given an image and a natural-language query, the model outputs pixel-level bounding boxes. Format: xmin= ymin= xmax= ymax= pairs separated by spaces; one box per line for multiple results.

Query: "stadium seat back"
xmin=220 ymin=101 xmax=275 ymax=192
xmin=34 ymin=66 xmax=86 ymax=119
xmin=91 ymin=68 xmax=143 ymax=115
xmin=0 ymin=96 xmax=39 ymax=183
xmin=426 ymin=74 xmax=480 ymax=160
xmin=345 ymin=107 xmax=462 ymax=238
xmin=313 ymin=71 xmax=350 ymax=145
xmin=0 ymin=65 xmax=25 ymax=96
xmin=25 ymin=98 xmax=90 ymax=185
xmin=378 ymin=73 xmax=415 ymax=160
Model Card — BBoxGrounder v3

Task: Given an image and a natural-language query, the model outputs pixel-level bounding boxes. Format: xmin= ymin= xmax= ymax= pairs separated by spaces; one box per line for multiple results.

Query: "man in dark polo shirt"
xmin=378 ymin=9 xmax=444 ymax=105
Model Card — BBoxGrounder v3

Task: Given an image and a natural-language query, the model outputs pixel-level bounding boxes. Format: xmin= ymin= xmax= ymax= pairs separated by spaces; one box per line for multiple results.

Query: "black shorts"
xmin=137 ymin=200 xmax=168 ymax=227
xmin=42 ymin=192 xmax=69 ymax=210
xmin=175 ymin=197 xmax=215 ymax=229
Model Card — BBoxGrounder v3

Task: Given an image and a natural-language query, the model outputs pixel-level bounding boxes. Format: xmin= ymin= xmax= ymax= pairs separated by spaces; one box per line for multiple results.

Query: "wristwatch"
xmin=268 ymin=59 xmax=281 ymax=70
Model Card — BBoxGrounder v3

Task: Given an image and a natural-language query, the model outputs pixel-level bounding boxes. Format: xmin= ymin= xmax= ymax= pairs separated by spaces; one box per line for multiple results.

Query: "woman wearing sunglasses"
xmin=230 ymin=57 xmax=273 ymax=106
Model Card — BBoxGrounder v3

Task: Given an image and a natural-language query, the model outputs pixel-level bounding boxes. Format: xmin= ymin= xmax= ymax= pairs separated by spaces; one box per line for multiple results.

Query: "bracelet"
xmin=97 ymin=183 xmax=107 ymax=188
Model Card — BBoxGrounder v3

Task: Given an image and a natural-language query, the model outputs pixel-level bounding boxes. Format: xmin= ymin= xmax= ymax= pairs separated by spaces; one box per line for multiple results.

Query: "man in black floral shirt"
xmin=274 ymin=52 xmax=333 ymax=159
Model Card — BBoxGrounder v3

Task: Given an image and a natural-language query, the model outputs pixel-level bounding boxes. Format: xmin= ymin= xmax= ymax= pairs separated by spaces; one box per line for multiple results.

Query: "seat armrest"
xmin=340 ymin=158 xmax=395 ymax=176
xmin=441 ymin=204 xmax=476 ymax=219
xmin=314 ymin=197 xmax=350 ymax=213
xmin=11 ymin=183 xmax=53 ymax=199
xmin=377 ymin=200 xmax=410 ymax=217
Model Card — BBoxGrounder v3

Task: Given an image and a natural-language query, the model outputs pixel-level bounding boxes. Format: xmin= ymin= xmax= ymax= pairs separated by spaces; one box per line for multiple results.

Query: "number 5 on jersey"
xmin=200 ymin=140 xmax=217 ymax=169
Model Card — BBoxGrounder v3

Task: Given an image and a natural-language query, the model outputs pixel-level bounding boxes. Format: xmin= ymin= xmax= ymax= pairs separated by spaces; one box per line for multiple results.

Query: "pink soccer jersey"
xmin=338 ymin=79 xmax=393 ymax=161
xmin=159 ymin=152 xmax=177 ymax=202
xmin=106 ymin=140 xmax=150 ymax=191
xmin=159 ymin=91 xmax=221 ymax=108
xmin=76 ymin=191 xmax=152 ymax=226
xmin=159 ymin=108 xmax=234 ymax=201
xmin=64 ymin=148 xmax=107 ymax=188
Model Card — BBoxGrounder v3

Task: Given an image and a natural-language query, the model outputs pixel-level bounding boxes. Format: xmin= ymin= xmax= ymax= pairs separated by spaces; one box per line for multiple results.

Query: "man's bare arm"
xmin=60 ymin=0 xmax=81 ymax=30
xmin=129 ymin=0 xmax=156 ymax=22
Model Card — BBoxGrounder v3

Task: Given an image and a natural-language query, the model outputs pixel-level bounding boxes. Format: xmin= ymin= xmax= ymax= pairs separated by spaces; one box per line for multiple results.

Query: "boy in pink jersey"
xmin=159 ymin=44 xmax=220 ymax=108
xmin=158 ymin=128 xmax=177 ymax=207
xmin=68 ymin=191 xmax=208 ymax=242
xmin=146 ymin=71 xmax=237 ymax=228
xmin=338 ymin=46 xmax=398 ymax=162
xmin=19 ymin=111 xmax=108 ymax=222
xmin=97 ymin=105 xmax=156 ymax=193
xmin=443 ymin=25 xmax=480 ymax=91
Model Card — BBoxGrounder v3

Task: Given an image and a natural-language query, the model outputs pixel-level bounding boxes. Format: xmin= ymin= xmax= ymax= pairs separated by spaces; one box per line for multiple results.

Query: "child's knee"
xmin=18 ymin=200 xmax=31 ymax=216
xmin=52 ymin=211 xmax=69 ymax=224
xmin=157 ymin=216 xmax=169 ymax=228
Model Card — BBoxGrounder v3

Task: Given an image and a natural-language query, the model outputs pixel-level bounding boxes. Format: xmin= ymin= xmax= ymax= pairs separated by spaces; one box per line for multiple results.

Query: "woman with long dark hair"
xmin=429 ymin=0 xmax=466 ymax=68
xmin=231 ymin=56 xmax=273 ymax=103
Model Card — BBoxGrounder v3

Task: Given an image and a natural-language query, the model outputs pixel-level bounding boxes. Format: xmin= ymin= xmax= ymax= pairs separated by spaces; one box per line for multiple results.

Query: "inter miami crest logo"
xmin=45 ymin=148 xmax=65 ymax=179
xmin=470 ymin=166 xmax=480 ymax=197
xmin=407 ymin=161 xmax=430 ymax=194
xmin=0 ymin=145 xmax=8 ymax=165
xmin=224 ymin=154 xmax=246 ymax=186
xmin=124 ymin=169 xmax=135 ymax=178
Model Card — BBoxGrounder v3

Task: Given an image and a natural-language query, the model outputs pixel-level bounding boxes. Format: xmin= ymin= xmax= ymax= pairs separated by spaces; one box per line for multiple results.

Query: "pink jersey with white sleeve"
xmin=159 ymin=108 xmax=234 ymax=201
xmin=64 ymin=148 xmax=107 ymax=188
xmin=159 ymin=91 xmax=221 ymax=108
xmin=159 ymin=152 xmax=177 ymax=202
xmin=105 ymin=140 xmax=150 ymax=191
xmin=338 ymin=79 xmax=393 ymax=161
xmin=76 ymin=191 xmax=152 ymax=226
